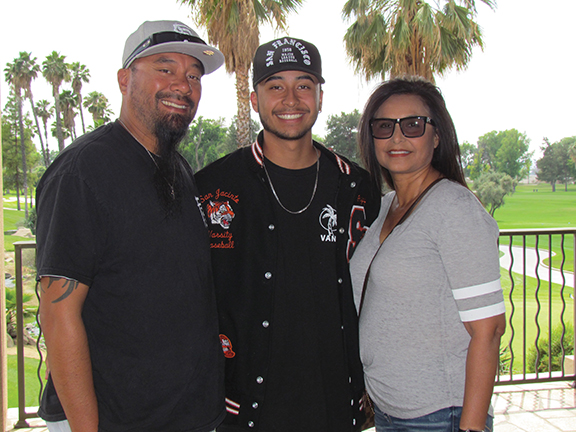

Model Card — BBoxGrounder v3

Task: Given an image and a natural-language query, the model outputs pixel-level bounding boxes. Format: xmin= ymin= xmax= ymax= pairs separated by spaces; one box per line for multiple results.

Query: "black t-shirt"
xmin=259 ymin=154 xmax=351 ymax=432
xmin=36 ymin=122 xmax=224 ymax=432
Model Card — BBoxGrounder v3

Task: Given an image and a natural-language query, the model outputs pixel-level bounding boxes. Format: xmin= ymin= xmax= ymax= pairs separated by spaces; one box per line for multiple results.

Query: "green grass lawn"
xmin=3 ymin=192 xmax=36 ymax=252
xmin=3 ymin=207 xmax=31 ymax=252
xmin=494 ymin=183 xmax=576 ymax=229
xmin=495 ymin=184 xmax=576 ymax=273
xmin=7 ymin=354 xmax=46 ymax=409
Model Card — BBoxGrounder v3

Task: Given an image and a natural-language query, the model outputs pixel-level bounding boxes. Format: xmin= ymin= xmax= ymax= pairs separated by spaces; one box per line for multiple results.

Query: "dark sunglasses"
xmin=370 ymin=116 xmax=436 ymax=139
xmin=123 ymin=31 xmax=207 ymax=68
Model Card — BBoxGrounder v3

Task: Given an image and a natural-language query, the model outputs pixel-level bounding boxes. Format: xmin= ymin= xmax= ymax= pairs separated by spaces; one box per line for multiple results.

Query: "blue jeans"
xmin=374 ymin=404 xmax=493 ymax=432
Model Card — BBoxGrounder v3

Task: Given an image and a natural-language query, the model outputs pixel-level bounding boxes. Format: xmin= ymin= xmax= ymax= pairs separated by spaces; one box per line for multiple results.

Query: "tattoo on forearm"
xmin=45 ymin=277 xmax=80 ymax=303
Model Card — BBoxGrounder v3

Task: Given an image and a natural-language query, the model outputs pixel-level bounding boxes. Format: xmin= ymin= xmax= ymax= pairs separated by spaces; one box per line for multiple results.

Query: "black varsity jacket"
xmin=195 ymin=133 xmax=381 ymax=431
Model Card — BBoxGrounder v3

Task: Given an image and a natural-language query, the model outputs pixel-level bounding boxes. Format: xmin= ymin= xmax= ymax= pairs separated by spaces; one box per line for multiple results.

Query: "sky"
xmin=2 ymin=0 xmax=575 ymax=160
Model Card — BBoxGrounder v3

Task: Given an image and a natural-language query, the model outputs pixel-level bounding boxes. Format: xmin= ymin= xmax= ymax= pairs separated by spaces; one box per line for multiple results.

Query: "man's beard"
xmin=152 ymin=111 xmax=192 ymax=216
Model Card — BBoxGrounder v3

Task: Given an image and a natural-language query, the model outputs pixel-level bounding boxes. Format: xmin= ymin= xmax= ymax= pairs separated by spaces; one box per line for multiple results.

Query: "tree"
xmin=59 ymin=89 xmax=78 ymax=140
xmin=70 ymin=62 xmax=90 ymax=134
xmin=5 ymin=55 xmax=32 ymax=217
xmin=180 ymin=117 xmax=235 ymax=171
xmin=180 ymin=0 xmax=303 ymax=147
xmin=324 ymin=109 xmax=361 ymax=163
xmin=224 ymin=115 xmax=261 ymax=149
xmin=7 ymin=52 xmax=48 ymax=172
xmin=35 ymin=99 xmax=54 ymax=166
xmin=472 ymin=129 xmax=532 ymax=184
xmin=493 ymin=129 xmax=532 ymax=180
xmin=536 ymin=137 xmax=576 ymax=192
xmin=2 ymin=111 xmax=22 ymax=201
xmin=459 ymin=141 xmax=476 ymax=178
xmin=569 ymin=141 xmax=576 ymax=167
xmin=473 ymin=170 xmax=514 ymax=217
xmin=42 ymin=51 xmax=71 ymax=151
xmin=342 ymin=0 xmax=495 ymax=82
xmin=2 ymin=101 xmax=40 ymax=210
xmin=83 ymin=91 xmax=113 ymax=126
xmin=51 ymin=120 xmax=71 ymax=142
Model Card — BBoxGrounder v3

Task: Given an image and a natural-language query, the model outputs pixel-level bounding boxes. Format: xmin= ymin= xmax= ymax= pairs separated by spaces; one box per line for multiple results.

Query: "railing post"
xmin=0 ymin=119 xmax=7 ymax=432
xmin=13 ymin=241 xmax=39 ymax=428
xmin=14 ymin=243 xmax=29 ymax=428
xmin=573 ymin=232 xmax=576 ymax=388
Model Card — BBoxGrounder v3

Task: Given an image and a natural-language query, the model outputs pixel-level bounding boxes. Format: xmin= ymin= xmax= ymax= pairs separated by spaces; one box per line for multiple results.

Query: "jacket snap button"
xmin=256 ymin=376 xmax=264 ymax=384
xmin=264 ymin=272 xmax=272 ymax=279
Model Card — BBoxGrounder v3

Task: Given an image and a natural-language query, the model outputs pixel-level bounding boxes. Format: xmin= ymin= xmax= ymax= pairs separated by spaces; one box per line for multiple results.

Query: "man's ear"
xmin=250 ymin=91 xmax=259 ymax=113
xmin=118 ymin=68 xmax=130 ymax=96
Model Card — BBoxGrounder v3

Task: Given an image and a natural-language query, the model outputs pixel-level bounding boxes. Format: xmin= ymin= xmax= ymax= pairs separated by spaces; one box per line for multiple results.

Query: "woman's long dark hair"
xmin=358 ymin=76 xmax=466 ymax=192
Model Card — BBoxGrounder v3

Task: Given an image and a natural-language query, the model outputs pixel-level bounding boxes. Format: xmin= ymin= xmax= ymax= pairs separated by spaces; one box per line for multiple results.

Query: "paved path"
xmin=499 ymin=245 xmax=575 ymax=288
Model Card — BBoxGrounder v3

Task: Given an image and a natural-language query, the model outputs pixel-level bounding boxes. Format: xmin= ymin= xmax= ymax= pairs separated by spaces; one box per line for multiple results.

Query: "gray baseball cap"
xmin=122 ymin=20 xmax=224 ymax=74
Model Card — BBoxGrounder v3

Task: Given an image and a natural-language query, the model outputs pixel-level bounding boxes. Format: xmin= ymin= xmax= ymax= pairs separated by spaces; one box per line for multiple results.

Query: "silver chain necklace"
xmin=262 ymin=148 xmax=320 ymax=215
xmin=118 ymin=119 xmax=175 ymax=198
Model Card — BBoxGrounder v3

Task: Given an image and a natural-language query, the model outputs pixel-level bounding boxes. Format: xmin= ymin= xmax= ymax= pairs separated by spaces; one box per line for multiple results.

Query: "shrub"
xmin=5 ymin=286 xmax=34 ymax=327
xmin=24 ymin=207 xmax=37 ymax=235
xmin=526 ymin=322 xmax=574 ymax=373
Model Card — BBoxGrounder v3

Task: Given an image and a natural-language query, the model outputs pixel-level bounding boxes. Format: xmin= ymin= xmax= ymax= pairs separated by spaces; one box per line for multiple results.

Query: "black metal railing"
xmin=497 ymin=228 xmax=576 ymax=385
xmin=8 ymin=231 xmax=576 ymax=426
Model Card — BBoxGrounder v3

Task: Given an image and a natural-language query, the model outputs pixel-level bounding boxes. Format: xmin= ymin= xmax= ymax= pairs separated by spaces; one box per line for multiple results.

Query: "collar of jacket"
xmin=248 ymin=131 xmax=352 ymax=175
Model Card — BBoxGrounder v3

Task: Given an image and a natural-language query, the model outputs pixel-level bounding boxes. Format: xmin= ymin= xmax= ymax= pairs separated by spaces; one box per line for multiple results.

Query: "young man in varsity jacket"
xmin=195 ymin=37 xmax=380 ymax=432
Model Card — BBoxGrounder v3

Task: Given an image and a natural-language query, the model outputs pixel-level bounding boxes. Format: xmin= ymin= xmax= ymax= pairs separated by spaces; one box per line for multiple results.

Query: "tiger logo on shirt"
xmin=207 ymin=200 xmax=235 ymax=229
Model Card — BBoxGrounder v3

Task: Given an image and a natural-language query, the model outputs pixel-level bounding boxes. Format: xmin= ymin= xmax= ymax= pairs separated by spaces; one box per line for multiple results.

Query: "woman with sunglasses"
xmin=350 ymin=77 xmax=506 ymax=432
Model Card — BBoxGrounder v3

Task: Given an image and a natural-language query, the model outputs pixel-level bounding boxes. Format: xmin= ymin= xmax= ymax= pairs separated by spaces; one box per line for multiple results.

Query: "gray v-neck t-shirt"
xmin=350 ymin=179 xmax=505 ymax=419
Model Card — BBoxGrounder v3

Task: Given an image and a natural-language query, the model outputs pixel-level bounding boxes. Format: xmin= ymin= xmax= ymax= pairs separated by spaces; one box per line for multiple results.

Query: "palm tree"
xmin=5 ymin=56 xmax=31 ymax=217
xmin=8 ymin=52 xmax=48 ymax=170
xmin=180 ymin=0 xmax=303 ymax=147
xmin=35 ymin=99 xmax=53 ymax=166
xmin=51 ymin=120 xmax=71 ymax=142
xmin=59 ymin=90 xmax=78 ymax=141
xmin=342 ymin=0 xmax=495 ymax=83
xmin=42 ymin=51 xmax=71 ymax=151
xmin=3 ymin=91 xmax=24 ymax=210
xmin=83 ymin=91 xmax=113 ymax=126
xmin=70 ymin=62 xmax=90 ymax=134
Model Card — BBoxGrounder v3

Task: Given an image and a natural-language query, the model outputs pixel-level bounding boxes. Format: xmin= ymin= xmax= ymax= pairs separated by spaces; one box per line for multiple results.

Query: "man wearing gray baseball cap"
xmin=36 ymin=20 xmax=225 ymax=432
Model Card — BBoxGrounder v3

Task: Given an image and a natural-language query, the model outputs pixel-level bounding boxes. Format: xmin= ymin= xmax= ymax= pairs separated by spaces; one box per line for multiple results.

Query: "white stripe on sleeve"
xmin=452 ymin=278 xmax=502 ymax=300
xmin=459 ymin=301 xmax=506 ymax=322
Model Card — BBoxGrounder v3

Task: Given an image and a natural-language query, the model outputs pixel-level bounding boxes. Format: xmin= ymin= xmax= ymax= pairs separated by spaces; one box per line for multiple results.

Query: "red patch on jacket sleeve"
xmin=219 ymin=334 xmax=236 ymax=358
